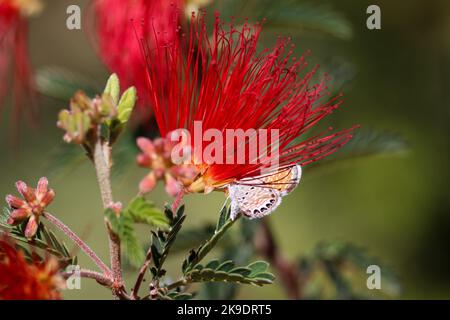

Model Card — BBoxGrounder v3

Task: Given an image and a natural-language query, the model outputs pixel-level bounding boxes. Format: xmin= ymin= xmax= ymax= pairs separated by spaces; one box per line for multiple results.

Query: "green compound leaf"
xmin=185 ymin=260 xmax=275 ymax=287
xmin=200 ymin=219 xmax=256 ymax=300
xmin=105 ymin=208 xmax=145 ymax=267
xmin=125 ymin=196 xmax=170 ymax=230
xmin=150 ymin=205 xmax=186 ymax=279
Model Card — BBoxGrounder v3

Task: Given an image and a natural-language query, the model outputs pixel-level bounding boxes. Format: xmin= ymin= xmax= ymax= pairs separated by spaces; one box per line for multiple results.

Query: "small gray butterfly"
xmin=228 ymin=164 xmax=302 ymax=220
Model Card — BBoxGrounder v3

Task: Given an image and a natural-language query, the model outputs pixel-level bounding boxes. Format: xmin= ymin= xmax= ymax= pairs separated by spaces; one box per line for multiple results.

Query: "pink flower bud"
xmin=165 ymin=173 xmax=182 ymax=197
xmin=8 ymin=208 xmax=31 ymax=224
xmin=25 ymin=215 xmax=39 ymax=239
xmin=137 ymin=137 xmax=155 ymax=154
xmin=36 ymin=177 xmax=49 ymax=197
xmin=5 ymin=195 xmax=25 ymax=209
xmin=139 ymin=172 xmax=157 ymax=194
xmin=40 ymin=189 xmax=55 ymax=207
xmin=136 ymin=153 xmax=151 ymax=167
xmin=15 ymin=180 xmax=36 ymax=203
xmin=5 ymin=178 xmax=56 ymax=238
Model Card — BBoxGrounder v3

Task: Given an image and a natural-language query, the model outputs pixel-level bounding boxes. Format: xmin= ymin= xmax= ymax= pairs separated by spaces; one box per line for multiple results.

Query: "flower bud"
xmin=58 ymin=74 xmax=137 ymax=145
xmin=5 ymin=177 xmax=55 ymax=239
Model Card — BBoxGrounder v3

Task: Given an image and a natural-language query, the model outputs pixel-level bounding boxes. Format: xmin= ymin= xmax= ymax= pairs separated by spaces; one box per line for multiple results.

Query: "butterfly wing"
xmin=260 ymin=164 xmax=302 ymax=195
xmin=229 ymin=180 xmax=282 ymax=220
xmin=228 ymin=165 xmax=301 ymax=220
xmin=238 ymin=165 xmax=302 ymax=195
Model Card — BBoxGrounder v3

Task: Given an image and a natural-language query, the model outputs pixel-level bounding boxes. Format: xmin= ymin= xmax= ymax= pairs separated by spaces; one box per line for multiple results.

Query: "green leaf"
xmin=0 ymin=208 xmax=12 ymax=228
xmin=117 ymin=86 xmax=137 ymax=124
xmin=150 ymin=206 xmax=187 ymax=279
xmin=199 ymin=219 xmax=261 ymax=299
xmin=174 ymin=293 xmax=194 ymax=300
xmin=205 ymin=259 xmax=220 ymax=270
xmin=122 ymin=213 xmax=145 ymax=266
xmin=216 ymin=201 xmax=230 ymax=232
xmin=105 ymin=208 xmax=121 ymax=233
xmin=217 ymin=260 xmax=235 ymax=272
xmin=248 ymin=261 xmax=270 ymax=277
xmin=229 ymin=267 xmax=252 ymax=277
xmin=185 ymin=259 xmax=275 ymax=287
xmin=105 ymin=208 xmax=145 ymax=267
xmin=251 ymin=272 xmax=276 ymax=282
xmin=125 ymin=196 xmax=170 ymax=230
xmin=103 ymin=73 xmax=120 ymax=105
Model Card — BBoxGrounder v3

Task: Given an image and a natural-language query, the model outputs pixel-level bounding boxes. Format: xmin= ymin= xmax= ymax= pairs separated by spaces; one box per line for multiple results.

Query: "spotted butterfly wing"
xmin=256 ymin=164 xmax=302 ymax=195
xmin=229 ymin=180 xmax=282 ymax=220
xmin=228 ymin=165 xmax=301 ymax=220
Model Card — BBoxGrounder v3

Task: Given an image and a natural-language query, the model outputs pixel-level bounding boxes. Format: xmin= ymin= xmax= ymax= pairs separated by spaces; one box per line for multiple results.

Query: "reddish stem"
xmin=61 ymin=268 xmax=113 ymax=287
xmin=131 ymin=249 xmax=152 ymax=300
xmin=43 ymin=211 xmax=112 ymax=277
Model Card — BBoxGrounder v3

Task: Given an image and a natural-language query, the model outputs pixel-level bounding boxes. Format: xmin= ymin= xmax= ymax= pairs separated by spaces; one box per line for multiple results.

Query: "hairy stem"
xmin=131 ymin=249 xmax=152 ymax=300
xmin=43 ymin=211 xmax=111 ymax=276
xmin=93 ymin=137 xmax=123 ymax=296
xmin=61 ymin=268 xmax=113 ymax=287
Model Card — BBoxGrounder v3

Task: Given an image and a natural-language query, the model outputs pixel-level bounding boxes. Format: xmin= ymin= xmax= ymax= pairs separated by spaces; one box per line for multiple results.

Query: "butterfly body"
xmin=228 ymin=165 xmax=302 ymax=220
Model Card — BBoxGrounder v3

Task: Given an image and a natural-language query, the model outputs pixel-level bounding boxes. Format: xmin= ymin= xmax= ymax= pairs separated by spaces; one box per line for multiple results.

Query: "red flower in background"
xmin=143 ymin=12 xmax=358 ymax=193
xmin=89 ymin=0 xmax=183 ymax=121
xmin=0 ymin=237 xmax=63 ymax=300
xmin=0 ymin=0 xmax=40 ymax=124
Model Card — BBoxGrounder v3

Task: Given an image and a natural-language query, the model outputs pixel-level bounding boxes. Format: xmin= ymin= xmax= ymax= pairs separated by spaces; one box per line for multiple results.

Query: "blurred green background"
xmin=1 ymin=0 xmax=449 ymax=299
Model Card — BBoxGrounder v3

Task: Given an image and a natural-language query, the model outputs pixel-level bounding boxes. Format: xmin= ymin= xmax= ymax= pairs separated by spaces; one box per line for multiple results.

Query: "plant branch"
xmin=61 ymin=268 xmax=113 ymax=287
xmin=131 ymin=249 xmax=152 ymax=300
xmin=164 ymin=278 xmax=188 ymax=291
xmin=254 ymin=219 xmax=301 ymax=299
xmin=92 ymin=135 xmax=124 ymax=296
xmin=43 ymin=211 xmax=111 ymax=276
xmin=184 ymin=216 xmax=238 ymax=272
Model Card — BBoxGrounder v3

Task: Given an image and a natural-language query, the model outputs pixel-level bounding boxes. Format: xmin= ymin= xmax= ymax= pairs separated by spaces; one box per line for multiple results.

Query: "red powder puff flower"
xmin=142 ymin=12 xmax=358 ymax=196
xmin=137 ymin=135 xmax=197 ymax=196
xmin=0 ymin=0 xmax=41 ymax=123
xmin=0 ymin=237 xmax=63 ymax=300
xmin=5 ymin=177 xmax=55 ymax=239
xmin=88 ymin=0 xmax=182 ymax=121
